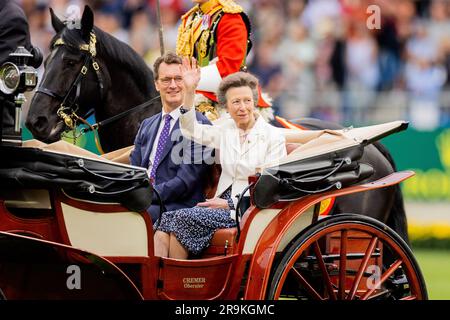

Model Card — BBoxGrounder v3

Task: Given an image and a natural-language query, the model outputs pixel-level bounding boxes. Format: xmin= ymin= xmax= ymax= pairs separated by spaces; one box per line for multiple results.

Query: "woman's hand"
xmin=180 ymin=56 xmax=200 ymax=95
xmin=197 ymin=197 xmax=229 ymax=209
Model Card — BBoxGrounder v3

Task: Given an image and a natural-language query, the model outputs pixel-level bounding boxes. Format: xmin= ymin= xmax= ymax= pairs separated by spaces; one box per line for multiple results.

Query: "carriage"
xmin=0 ymin=120 xmax=427 ymax=300
xmin=0 ymin=5 xmax=427 ymax=300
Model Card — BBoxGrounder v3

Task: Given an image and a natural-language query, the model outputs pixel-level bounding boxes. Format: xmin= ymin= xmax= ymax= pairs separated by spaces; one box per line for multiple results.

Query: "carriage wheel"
xmin=267 ymin=214 xmax=427 ymax=300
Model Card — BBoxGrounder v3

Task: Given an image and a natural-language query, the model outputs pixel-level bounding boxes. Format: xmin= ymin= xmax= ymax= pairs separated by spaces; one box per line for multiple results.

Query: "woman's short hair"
xmin=217 ymin=72 xmax=259 ymax=108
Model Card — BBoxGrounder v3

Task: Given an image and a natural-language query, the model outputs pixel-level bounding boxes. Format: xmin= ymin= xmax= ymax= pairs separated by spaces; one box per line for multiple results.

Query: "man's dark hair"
xmin=153 ymin=52 xmax=182 ymax=80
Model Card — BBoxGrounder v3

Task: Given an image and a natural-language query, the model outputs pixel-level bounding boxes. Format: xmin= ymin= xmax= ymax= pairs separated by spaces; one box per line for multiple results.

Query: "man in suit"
xmin=130 ymin=52 xmax=213 ymax=222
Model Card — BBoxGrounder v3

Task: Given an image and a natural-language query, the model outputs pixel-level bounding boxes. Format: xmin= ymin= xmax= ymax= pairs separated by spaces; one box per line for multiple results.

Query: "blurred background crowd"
xmin=17 ymin=0 xmax=450 ymax=129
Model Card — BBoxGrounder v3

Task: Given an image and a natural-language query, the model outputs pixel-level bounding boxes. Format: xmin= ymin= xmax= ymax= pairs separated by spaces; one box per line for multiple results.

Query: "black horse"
xmin=26 ymin=6 xmax=161 ymax=152
xmin=26 ymin=6 xmax=408 ymax=243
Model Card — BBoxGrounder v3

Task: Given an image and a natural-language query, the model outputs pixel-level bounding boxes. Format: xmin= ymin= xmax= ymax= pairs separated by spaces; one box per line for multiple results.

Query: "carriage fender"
xmin=0 ymin=231 xmax=144 ymax=300
xmin=243 ymin=170 xmax=415 ymax=299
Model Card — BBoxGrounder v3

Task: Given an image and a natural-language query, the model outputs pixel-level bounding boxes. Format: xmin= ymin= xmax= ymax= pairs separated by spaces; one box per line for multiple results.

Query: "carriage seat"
xmin=286 ymin=142 xmax=302 ymax=155
xmin=202 ymin=163 xmax=235 ymax=257
xmin=202 ymin=228 xmax=237 ymax=258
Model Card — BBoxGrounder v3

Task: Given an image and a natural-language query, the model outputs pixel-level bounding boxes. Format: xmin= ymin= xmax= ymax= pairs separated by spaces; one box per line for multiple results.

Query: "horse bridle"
xmin=35 ymin=30 xmax=161 ymax=153
xmin=36 ymin=31 xmax=105 ymax=131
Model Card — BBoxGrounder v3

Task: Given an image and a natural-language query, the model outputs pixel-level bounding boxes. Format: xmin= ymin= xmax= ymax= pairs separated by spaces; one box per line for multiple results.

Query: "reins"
xmin=81 ymin=94 xmax=161 ymax=134
xmin=78 ymin=94 xmax=161 ymax=154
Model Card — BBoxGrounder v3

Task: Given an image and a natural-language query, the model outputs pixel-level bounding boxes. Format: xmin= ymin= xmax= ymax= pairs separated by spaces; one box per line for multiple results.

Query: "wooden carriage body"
xmin=0 ymin=121 xmax=428 ymax=300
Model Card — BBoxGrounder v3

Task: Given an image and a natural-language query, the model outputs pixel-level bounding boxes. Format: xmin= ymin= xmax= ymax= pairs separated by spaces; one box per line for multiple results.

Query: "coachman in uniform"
xmin=176 ymin=0 xmax=271 ymax=120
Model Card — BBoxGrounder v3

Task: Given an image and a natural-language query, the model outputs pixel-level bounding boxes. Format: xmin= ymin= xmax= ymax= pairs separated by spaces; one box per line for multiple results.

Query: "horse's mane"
xmin=50 ymin=26 xmax=154 ymax=94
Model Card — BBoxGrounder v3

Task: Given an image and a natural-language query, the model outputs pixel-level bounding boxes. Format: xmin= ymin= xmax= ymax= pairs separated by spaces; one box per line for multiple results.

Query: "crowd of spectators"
xmin=18 ymin=0 xmax=450 ymax=129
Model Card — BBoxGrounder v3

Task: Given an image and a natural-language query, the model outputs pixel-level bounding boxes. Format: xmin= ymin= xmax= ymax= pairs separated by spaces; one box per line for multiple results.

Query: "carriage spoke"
xmin=338 ymin=230 xmax=348 ymax=299
xmin=366 ymin=289 xmax=391 ymax=300
xmin=290 ymin=267 xmax=324 ymax=300
xmin=313 ymin=241 xmax=337 ymax=300
xmin=361 ymin=259 xmax=403 ymax=300
xmin=400 ymin=295 xmax=417 ymax=300
xmin=347 ymin=236 xmax=378 ymax=300
xmin=271 ymin=215 xmax=426 ymax=301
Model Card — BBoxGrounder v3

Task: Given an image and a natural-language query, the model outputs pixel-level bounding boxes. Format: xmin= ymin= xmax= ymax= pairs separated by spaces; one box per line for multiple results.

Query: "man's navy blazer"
xmin=130 ymin=110 xmax=212 ymax=222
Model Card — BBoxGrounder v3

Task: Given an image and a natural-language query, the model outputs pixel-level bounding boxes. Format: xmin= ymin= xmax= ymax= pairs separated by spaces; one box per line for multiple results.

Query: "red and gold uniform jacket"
xmin=176 ymin=0 xmax=252 ymax=102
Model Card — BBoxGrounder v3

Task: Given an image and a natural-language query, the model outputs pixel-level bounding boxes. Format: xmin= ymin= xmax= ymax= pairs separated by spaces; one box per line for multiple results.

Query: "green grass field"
xmin=413 ymin=249 xmax=450 ymax=300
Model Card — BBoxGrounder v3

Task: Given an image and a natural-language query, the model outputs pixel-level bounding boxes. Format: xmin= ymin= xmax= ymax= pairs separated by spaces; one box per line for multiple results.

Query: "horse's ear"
xmin=50 ymin=8 xmax=65 ymax=33
xmin=81 ymin=5 xmax=94 ymax=40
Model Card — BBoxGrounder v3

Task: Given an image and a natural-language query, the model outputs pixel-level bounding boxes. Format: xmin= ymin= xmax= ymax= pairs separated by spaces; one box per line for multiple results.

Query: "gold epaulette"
xmin=176 ymin=23 xmax=188 ymax=57
xmin=177 ymin=6 xmax=200 ymax=57
xmin=196 ymin=101 xmax=220 ymax=121
xmin=218 ymin=0 xmax=243 ymax=13
xmin=181 ymin=5 xmax=199 ymax=21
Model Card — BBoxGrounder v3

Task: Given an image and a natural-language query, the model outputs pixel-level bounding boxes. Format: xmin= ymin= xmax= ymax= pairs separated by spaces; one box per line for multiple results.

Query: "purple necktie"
xmin=150 ymin=114 xmax=172 ymax=180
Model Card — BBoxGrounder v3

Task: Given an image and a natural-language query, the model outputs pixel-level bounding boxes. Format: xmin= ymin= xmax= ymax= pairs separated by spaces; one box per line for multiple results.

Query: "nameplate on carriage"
xmin=182 ymin=277 xmax=206 ymax=289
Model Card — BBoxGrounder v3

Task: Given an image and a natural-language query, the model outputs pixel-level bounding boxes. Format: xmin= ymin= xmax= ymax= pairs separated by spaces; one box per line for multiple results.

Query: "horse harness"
xmin=35 ymin=31 xmax=105 ymax=135
xmin=35 ymin=31 xmax=161 ymax=152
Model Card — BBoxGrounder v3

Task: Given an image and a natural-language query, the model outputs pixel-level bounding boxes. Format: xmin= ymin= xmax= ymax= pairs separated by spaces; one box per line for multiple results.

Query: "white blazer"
xmin=179 ymin=109 xmax=287 ymax=215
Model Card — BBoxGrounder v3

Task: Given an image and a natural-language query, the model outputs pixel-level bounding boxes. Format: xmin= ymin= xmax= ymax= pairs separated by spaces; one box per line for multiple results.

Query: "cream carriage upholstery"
xmin=270 ymin=120 xmax=408 ymax=169
xmin=21 ymin=140 xmax=134 ymax=164
xmin=59 ymin=200 xmax=150 ymax=257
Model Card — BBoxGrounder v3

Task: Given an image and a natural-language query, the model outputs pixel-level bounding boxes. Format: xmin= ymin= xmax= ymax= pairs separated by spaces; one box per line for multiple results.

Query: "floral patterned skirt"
xmin=154 ymin=188 xmax=236 ymax=255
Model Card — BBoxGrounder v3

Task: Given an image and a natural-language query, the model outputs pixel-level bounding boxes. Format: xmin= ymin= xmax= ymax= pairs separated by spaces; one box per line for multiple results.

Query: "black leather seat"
xmin=0 ymin=146 xmax=152 ymax=212
xmin=253 ymin=145 xmax=374 ymax=208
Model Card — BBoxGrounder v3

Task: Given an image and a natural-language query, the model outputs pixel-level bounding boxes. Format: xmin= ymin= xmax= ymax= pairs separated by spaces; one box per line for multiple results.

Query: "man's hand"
xmin=197 ymin=197 xmax=229 ymax=209
xmin=180 ymin=56 xmax=201 ymax=94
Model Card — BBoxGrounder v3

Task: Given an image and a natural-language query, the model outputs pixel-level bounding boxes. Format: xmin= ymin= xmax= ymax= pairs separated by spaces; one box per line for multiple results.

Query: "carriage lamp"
xmin=0 ymin=47 xmax=39 ymax=141
xmin=0 ymin=47 xmax=38 ymax=95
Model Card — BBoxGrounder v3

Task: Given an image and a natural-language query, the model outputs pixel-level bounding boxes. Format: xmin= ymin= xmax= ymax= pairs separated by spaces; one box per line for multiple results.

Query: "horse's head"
xmin=26 ymin=6 xmax=106 ymax=142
